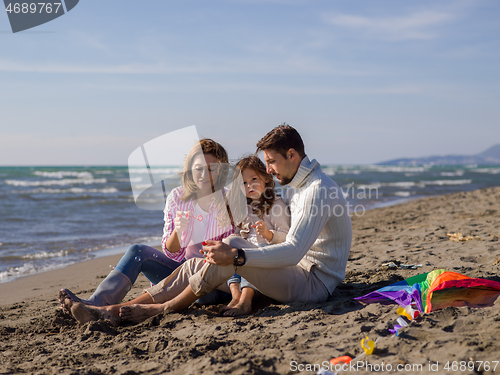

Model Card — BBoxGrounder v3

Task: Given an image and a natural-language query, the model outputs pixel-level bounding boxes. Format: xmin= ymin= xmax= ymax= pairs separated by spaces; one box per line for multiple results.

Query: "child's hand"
xmin=252 ymin=221 xmax=273 ymax=242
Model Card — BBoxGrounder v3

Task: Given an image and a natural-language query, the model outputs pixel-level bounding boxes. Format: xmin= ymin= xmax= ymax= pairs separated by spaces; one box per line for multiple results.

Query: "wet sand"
xmin=1 ymin=187 xmax=500 ymax=374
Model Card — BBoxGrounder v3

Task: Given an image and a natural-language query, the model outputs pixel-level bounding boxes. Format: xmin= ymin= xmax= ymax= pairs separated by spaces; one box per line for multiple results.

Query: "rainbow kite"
xmin=355 ymin=269 xmax=500 ymax=313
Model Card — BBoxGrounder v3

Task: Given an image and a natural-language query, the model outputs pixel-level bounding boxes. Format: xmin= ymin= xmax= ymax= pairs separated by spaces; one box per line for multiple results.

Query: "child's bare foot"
xmin=220 ymin=296 xmax=240 ymax=312
xmin=222 ymin=300 xmax=252 ymax=317
xmin=119 ymin=304 xmax=165 ymax=323
xmin=221 ymin=283 xmax=241 ymax=313
xmin=223 ymin=286 xmax=254 ymax=316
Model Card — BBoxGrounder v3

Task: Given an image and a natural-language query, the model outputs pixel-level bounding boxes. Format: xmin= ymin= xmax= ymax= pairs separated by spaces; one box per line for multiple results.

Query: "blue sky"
xmin=1 ymin=0 xmax=499 ymax=165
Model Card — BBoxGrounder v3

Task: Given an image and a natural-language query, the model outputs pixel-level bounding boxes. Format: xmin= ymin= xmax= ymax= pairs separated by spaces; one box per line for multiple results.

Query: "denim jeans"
xmin=227 ymin=274 xmax=256 ymax=291
xmin=114 ymin=244 xmax=229 ymax=304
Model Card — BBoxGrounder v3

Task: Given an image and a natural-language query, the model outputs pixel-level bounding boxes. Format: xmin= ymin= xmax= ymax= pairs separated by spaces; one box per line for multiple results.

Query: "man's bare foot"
xmin=70 ymin=302 xmax=104 ymax=325
xmin=119 ymin=304 xmax=166 ymax=324
xmin=222 ymin=300 xmax=252 ymax=317
xmin=71 ymin=303 xmax=121 ymax=327
xmin=61 ymin=294 xmax=121 ymax=326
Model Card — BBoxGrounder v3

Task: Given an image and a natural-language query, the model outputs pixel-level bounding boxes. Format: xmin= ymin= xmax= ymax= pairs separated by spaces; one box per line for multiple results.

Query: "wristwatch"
xmin=233 ymin=248 xmax=246 ymax=268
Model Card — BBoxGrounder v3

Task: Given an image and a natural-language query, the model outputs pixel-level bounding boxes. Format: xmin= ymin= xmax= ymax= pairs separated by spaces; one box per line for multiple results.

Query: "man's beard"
xmin=277 ymin=175 xmax=292 ymax=186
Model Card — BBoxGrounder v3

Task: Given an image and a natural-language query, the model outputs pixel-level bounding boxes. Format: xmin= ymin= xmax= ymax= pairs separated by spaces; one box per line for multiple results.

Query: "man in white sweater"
xmin=63 ymin=125 xmax=353 ymax=325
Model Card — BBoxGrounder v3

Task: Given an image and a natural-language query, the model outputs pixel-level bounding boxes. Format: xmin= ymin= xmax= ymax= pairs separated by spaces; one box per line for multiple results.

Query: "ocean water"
xmin=1 ymin=164 xmax=499 ymax=283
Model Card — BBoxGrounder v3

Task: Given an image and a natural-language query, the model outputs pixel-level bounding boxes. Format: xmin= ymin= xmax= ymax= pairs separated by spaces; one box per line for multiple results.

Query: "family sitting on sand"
xmin=59 ymin=125 xmax=353 ymax=326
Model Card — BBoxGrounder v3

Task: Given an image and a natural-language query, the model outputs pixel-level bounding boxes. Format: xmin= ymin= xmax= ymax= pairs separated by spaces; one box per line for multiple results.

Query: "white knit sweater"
xmin=243 ymin=156 xmax=352 ymax=294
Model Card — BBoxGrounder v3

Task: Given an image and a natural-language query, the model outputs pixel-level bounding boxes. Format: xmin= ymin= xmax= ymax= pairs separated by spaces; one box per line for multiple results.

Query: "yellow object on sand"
xmin=447 ymin=232 xmax=481 ymax=241
xmin=397 ymin=305 xmax=420 ymax=320
xmin=361 ymin=336 xmax=375 ymax=355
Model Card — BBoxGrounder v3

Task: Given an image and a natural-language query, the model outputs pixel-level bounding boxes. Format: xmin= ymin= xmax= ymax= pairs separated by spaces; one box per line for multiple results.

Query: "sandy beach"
xmin=1 ymin=187 xmax=499 ymax=374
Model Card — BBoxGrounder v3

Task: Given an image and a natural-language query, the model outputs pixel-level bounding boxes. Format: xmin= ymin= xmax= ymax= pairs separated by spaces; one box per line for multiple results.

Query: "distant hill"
xmin=379 ymin=144 xmax=500 ymax=166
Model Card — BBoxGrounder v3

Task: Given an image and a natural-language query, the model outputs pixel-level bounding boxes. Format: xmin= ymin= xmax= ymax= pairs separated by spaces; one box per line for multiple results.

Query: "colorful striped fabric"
xmin=355 ymin=269 xmax=500 ymax=313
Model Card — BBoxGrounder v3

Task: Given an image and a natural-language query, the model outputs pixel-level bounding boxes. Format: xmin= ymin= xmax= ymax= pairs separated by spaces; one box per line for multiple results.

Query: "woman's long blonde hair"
xmin=181 ymin=139 xmax=229 ymax=202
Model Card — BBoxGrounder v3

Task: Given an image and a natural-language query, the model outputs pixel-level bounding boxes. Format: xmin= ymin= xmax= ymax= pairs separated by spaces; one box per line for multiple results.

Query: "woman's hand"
xmin=174 ymin=216 xmax=189 ymax=235
xmin=252 ymin=221 xmax=273 ymax=242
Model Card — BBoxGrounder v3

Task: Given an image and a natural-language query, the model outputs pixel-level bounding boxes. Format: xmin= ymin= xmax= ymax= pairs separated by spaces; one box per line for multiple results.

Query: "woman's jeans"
xmin=114 ymin=244 xmax=229 ymax=305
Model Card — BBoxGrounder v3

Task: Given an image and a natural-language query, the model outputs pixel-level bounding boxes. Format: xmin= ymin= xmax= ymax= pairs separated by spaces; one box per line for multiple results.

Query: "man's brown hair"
xmin=256 ymin=124 xmax=305 ymax=159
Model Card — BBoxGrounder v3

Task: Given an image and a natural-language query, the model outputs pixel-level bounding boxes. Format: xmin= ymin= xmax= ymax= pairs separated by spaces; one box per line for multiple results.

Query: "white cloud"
xmin=84 ymin=82 xmax=424 ymax=95
xmin=0 ymin=60 xmax=213 ymax=74
xmin=184 ymin=83 xmax=424 ymax=95
xmin=0 ymin=58 xmax=371 ymax=76
xmin=323 ymin=11 xmax=456 ymax=41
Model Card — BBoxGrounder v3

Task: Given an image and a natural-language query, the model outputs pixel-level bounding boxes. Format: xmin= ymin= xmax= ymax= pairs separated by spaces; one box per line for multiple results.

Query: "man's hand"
xmin=200 ymin=240 xmax=237 ymax=266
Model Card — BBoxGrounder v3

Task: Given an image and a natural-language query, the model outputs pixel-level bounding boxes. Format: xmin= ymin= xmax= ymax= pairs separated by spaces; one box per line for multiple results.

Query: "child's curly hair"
xmin=235 ymin=155 xmax=275 ymax=219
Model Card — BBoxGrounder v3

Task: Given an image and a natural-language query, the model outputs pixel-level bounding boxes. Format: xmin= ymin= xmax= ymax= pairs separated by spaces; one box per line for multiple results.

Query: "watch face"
xmin=234 ymin=248 xmax=245 ymax=266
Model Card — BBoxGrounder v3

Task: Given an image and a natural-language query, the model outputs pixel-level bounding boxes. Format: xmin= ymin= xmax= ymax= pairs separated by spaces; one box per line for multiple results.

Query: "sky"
xmin=0 ymin=0 xmax=499 ymax=165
